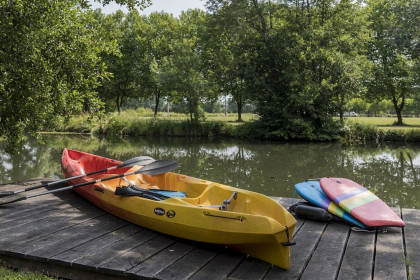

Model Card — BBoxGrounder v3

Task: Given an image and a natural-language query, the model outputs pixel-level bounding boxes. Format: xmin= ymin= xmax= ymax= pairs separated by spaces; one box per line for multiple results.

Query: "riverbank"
xmin=0 ymin=259 xmax=53 ymax=280
xmin=48 ymin=110 xmax=420 ymax=144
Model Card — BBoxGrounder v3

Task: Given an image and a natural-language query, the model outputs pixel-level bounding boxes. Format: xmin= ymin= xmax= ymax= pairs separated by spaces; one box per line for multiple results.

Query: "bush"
xmin=340 ymin=122 xmax=379 ymax=144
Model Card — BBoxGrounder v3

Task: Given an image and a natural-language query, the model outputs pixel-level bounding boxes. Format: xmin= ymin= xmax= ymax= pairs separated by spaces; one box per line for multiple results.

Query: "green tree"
xmin=324 ymin=1 xmax=371 ymax=123
xmin=141 ymin=12 xmax=179 ymax=117
xmin=160 ymin=38 xmax=208 ymax=122
xmin=290 ymin=0 xmax=370 ymax=125
xmin=97 ymin=10 xmax=148 ymax=113
xmin=367 ymin=0 xmax=418 ymax=125
xmin=204 ymin=6 xmax=256 ymax=122
xmin=347 ymin=98 xmax=369 ymax=115
xmin=96 ymin=0 xmax=151 ymax=10
xmin=206 ymin=0 xmax=370 ymax=139
xmin=157 ymin=10 xmax=210 ymax=122
xmin=0 ymin=0 xmax=114 ymax=150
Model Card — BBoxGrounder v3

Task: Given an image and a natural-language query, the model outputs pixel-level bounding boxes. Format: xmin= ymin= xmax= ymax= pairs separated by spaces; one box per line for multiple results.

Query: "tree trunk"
xmin=306 ymin=0 xmax=312 ymax=25
xmin=116 ymin=93 xmax=121 ymax=114
xmin=252 ymin=0 xmax=267 ymax=38
xmin=395 ymin=107 xmax=403 ymax=125
xmin=392 ymin=95 xmax=405 ymax=125
xmin=154 ymin=89 xmax=160 ymax=118
xmin=237 ymin=100 xmax=243 ymax=122
xmin=188 ymin=98 xmax=193 ymax=122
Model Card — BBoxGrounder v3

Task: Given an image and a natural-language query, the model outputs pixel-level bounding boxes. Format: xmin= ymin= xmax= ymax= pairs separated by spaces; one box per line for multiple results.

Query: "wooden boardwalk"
xmin=0 ymin=178 xmax=418 ymax=280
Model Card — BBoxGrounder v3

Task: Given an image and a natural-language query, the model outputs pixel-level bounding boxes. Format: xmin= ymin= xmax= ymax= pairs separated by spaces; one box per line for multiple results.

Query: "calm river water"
xmin=1 ymin=135 xmax=420 ymax=209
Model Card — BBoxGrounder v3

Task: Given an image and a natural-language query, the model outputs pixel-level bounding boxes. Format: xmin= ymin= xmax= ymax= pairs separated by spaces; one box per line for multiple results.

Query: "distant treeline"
xmin=1 ymin=0 xmax=419 ymax=150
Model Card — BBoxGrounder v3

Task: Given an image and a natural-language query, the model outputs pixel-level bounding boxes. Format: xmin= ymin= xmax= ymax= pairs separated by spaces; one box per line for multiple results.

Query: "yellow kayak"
xmin=61 ymin=148 xmax=297 ymax=269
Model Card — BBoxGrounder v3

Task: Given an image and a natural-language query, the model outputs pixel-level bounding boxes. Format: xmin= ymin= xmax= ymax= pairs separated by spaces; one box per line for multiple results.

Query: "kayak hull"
xmin=61 ymin=149 xmax=296 ymax=269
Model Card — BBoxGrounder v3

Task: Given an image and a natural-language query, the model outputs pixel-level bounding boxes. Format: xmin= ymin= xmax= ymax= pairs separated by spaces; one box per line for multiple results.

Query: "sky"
xmin=89 ymin=0 xmax=206 ymax=17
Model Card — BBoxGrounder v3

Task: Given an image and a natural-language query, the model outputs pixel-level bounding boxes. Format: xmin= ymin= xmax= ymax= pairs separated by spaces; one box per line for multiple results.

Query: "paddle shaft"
xmin=0 ymin=166 xmax=118 ymax=198
xmin=0 ymin=159 xmax=178 ymax=206
xmin=0 ymin=155 xmax=156 ymax=197
xmin=5 ymin=170 xmax=138 ymax=205
xmin=32 ymin=171 xmax=137 ymax=197
xmin=25 ymin=166 xmax=115 ymax=193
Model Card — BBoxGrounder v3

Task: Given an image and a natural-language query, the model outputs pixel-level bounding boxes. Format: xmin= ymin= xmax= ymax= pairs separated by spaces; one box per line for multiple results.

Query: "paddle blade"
xmin=0 ymin=194 xmax=27 ymax=206
xmin=135 ymin=159 xmax=178 ymax=175
xmin=0 ymin=191 xmax=15 ymax=198
xmin=118 ymin=156 xmax=155 ymax=168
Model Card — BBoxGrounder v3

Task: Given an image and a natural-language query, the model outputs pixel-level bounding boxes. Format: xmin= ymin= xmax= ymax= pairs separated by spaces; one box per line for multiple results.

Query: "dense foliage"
xmin=0 ymin=0 xmax=112 ymax=150
xmin=1 ymin=0 xmax=419 ymax=149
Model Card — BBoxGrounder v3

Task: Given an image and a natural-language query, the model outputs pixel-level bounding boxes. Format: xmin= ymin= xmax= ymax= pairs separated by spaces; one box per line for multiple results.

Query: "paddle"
xmin=0 ymin=159 xmax=178 ymax=206
xmin=0 ymin=156 xmax=155 ymax=198
xmin=114 ymin=185 xmax=170 ymax=201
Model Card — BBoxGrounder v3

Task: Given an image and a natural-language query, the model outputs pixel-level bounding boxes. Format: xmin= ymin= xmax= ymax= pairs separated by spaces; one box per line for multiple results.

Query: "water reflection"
xmin=1 ymin=135 xmax=419 ymax=209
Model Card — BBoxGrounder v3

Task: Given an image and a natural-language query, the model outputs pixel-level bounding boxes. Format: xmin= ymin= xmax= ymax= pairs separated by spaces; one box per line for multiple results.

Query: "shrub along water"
xmin=48 ymin=112 xmax=420 ymax=144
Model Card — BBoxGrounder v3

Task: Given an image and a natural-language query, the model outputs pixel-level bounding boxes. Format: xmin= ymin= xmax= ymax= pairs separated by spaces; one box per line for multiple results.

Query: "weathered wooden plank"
xmin=374 ymin=226 xmax=407 ymax=280
xmin=0 ymin=200 xmax=86 ymax=232
xmin=301 ymin=222 xmax=350 ymax=280
xmin=0 ymin=201 xmax=102 ymax=248
xmin=28 ymin=215 xmax=128 ymax=259
xmin=228 ymin=258 xmax=271 ymax=280
xmin=402 ymin=208 xmax=420 ymax=280
xmin=98 ymin=235 xmax=175 ymax=274
xmin=127 ymin=242 xmax=194 ymax=278
xmin=337 ymin=229 xmax=376 ymax=280
xmin=292 ymin=217 xmax=305 ymax=237
xmin=0 ymin=178 xmax=56 ymax=191
xmin=0 ymin=187 xmax=79 ymax=216
xmin=3 ymin=213 xmax=109 ymax=255
xmin=0 ymin=178 xmax=56 ymax=186
xmin=263 ymin=220 xmax=327 ymax=280
xmin=0 ymin=200 xmax=93 ymax=241
xmin=154 ymin=247 xmax=217 ymax=280
xmin=72 ymin=229 xmax=157 ymax=269
xmin=51 ymin=224 xmax=142 ymax=265
xmin=190 ymin=250 xmax=244 ymax=280
xmin=373 ymin=207 xmax=407 ymax=280
xmin=0 ymin=197 xmax=82 ymax=225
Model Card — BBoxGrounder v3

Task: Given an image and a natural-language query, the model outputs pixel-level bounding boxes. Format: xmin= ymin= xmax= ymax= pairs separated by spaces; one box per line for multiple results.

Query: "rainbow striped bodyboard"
xmin=320 ymin=177 xmax=405 ymax=227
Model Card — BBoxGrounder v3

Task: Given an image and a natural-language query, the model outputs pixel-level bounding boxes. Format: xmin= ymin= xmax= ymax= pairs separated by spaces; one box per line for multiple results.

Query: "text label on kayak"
xmin=154 ymin=208 xmax=165 ymax=216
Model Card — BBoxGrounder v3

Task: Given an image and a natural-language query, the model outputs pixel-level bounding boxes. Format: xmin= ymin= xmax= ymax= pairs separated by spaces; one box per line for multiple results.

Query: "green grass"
xmin=348 ymin=116 xmax=420 ymax=131
xmin=0 ymin=261 xmax=54 ymax=280
xmin=51 ymin=109 xmax=258 ymax=136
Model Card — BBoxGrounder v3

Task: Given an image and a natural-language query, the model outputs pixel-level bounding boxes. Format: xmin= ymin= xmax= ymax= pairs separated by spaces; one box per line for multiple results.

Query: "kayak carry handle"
xmin=281 ymin=226 xmax=296 ymax=247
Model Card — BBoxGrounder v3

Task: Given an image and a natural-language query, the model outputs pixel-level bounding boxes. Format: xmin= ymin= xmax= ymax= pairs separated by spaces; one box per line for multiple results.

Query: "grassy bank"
xmin=0 ymin=260 xmax=53 ymax=280
xmin=49 ymin=110 xmax=420 ymax=144
xmin=348 ymin=117 xmax=420 ymax=131
xmin=51 ymin=109 xmax=259 ymax=138
xmin=341 ymin=118 xmax=420 ymax=144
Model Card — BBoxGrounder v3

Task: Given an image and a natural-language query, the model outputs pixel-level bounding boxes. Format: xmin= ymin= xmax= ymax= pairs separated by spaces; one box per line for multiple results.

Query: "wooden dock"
xmin=0 ymin=178 xmax=418 ymax=280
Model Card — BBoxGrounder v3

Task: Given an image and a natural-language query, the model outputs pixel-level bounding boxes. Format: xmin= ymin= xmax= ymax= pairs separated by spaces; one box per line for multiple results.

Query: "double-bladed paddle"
xmin=0 ymin=156 xmax=155 ymax=198
xmin=0 ymin=159 xmax=178 ymax=206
